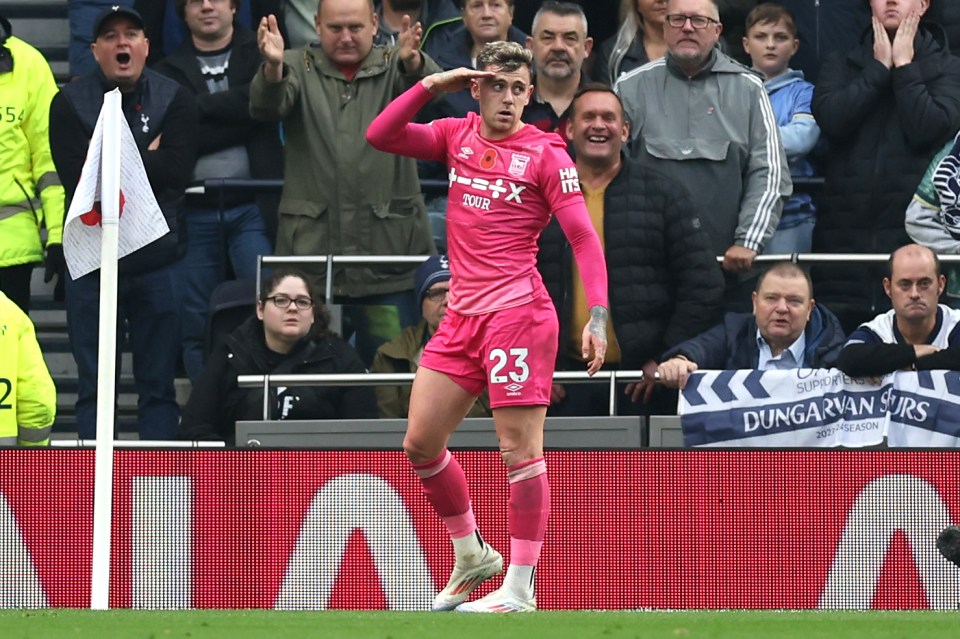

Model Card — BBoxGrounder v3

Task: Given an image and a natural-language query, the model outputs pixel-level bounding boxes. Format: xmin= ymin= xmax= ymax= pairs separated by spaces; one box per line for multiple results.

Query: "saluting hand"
xmin=422 ymin=67 xmax=495 ymax=94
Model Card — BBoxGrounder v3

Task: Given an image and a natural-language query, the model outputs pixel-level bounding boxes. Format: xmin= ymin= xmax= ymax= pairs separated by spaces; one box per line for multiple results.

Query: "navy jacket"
xmin=780 ymin=0 xmax=871 ymax=83
xmin=661 ymin=305 xmax=846 ymax=370
xmin=50 ymin=68 xmax=198 ymax=275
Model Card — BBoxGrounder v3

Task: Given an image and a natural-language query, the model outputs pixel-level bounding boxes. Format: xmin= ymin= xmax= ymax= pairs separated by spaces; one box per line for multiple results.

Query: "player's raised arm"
xmin=421 ymin=67 xmax=495 ymax=95
xmin=364 ymin=73 xmax=474 ymax=162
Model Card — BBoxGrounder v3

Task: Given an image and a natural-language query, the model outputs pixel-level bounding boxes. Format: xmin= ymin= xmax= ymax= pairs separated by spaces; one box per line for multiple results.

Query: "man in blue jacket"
xmin=657 ymin=261 xmax=846 ymax=389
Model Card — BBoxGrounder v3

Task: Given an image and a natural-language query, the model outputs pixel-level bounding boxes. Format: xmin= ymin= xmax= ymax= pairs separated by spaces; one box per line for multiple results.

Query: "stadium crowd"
xmin=3 ymin=0 xmax=960 ymax=446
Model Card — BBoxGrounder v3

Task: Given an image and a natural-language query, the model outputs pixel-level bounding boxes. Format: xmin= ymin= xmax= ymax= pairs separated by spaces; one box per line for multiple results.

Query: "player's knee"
xmin=498 ymin=446 xmax=538 ymax=468
xmin=403 ymin=434 xmax=440 ymax=465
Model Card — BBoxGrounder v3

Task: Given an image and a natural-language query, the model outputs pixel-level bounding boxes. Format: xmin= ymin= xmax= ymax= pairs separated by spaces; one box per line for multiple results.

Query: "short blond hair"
xmin=476 ymin=40 xmax=533 ymax=74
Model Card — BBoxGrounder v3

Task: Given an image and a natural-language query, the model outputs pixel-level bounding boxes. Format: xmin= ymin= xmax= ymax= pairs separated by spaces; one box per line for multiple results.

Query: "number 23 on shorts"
xmin=488 ymin=348 xmax=529 ymax=384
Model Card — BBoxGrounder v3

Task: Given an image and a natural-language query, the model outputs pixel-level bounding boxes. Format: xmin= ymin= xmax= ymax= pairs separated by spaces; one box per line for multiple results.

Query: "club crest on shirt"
xmin=508 ymin=153 xmax=531 ymax=178
xmin=480 ymin=149 xmax=498 ymax=170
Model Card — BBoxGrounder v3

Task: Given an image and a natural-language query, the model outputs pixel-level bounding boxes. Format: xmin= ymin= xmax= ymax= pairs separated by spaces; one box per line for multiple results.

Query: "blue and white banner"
xmin=680 ymin=369 xmax=893 ymax=448
xmin=888 ymin=370 xmax=960 ymax=447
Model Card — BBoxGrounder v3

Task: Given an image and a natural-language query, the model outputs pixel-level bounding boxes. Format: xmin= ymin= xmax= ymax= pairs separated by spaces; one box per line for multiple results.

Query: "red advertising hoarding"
xmin=1 ymin=450 xmax=958 ymax=609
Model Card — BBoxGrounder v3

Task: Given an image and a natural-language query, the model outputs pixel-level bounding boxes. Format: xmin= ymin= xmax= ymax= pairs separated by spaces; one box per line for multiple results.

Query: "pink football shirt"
xmin=429 ymin=113 xmax=585 ymax=314
xmin=366 ymin=82 xmax=607 ymax=315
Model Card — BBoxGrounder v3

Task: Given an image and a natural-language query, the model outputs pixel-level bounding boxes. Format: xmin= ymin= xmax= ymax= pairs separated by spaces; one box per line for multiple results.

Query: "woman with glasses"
xmin=179 ymin=268 xmax=377 ymax=444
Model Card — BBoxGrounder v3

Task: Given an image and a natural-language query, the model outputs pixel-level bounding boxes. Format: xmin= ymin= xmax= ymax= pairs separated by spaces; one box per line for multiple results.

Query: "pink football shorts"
xmin=419 ymin=293 xmax=559 ymax=407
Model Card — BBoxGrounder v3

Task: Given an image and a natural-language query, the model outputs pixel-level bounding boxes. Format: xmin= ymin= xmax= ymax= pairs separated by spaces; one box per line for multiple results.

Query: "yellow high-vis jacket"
xmin=0 ymin=291 xmax=55 ymax=445
xmin=0 ymin=35 xmax=64 ymax=268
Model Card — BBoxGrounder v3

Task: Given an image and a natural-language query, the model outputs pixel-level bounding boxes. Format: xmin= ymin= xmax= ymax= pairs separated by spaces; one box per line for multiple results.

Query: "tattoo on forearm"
xmin=589 ymin=305 xmax=608 ymax=345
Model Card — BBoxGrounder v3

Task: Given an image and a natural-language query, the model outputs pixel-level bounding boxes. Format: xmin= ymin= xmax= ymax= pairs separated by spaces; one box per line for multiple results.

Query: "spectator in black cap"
xmin=371 ymin=255 xmax=492 ymax=419
xmin=49 ymin=4 xmax=198 ymax=441
xmin=67 ymin=1 xmax=136 ymax=77
xmin=91 ymin=4 xmax=146 ymax=39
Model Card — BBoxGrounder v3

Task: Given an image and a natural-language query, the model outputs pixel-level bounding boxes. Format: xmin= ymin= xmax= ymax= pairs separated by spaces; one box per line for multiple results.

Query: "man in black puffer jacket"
xmin=537 ymin=84 xmax=724 ymax=416
xmin=811 ymin=1 xmax=960 ymax=334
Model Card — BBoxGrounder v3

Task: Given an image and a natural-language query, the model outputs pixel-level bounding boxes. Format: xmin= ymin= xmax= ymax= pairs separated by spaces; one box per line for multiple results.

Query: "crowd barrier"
xmin=236 ymin=416 xmax=645 ymax=448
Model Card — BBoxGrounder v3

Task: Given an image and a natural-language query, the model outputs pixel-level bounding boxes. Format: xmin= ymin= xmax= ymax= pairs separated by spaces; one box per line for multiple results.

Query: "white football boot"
xmin=454 ymin=585 xmax=536 ymax=613
xmin=432 ymin=541 xmax=504 ymax=611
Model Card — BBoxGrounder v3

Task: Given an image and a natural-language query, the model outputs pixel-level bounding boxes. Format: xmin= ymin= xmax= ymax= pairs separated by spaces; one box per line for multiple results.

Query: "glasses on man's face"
xmin=424 ymin=287 xmax=449 ymax=302
xmin=266 ymin=295 xmax=314 ymax=310
xmin=665 ymin=14 xmax=718 ymax=29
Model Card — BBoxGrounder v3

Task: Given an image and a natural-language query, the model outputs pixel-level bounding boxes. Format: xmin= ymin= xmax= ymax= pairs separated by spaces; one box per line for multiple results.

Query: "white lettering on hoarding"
xmin=0 ymin=492 xmax=47 ymax=607
xmin=133 ymin=476 xmax=192 ymax=609
xmin=274 ymin=474 xmax=434 ymax=610
xmin=819 ymin=474 xmax=958 ymax=609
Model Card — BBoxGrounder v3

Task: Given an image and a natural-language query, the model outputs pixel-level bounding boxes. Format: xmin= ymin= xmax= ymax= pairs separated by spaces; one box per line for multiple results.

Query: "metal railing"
xmin=256 ymin=252 xmax=960 ymax=305
xmin=204 ymin=175 xmax=960 ymax=425
xmin=738 ymin=254 xmax=960 ymax=264
xmin=50 ymin=440 xmax=226 ymax=448
xmin=238 ymin=370 xmax=650 ymax=419
xmin=257 ymin=254 xmax=433 ymax=302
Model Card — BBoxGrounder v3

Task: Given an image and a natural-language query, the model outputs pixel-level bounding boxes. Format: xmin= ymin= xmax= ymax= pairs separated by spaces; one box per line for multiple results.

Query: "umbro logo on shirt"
xmin=458 ymin=146 xmax=474 ymax=159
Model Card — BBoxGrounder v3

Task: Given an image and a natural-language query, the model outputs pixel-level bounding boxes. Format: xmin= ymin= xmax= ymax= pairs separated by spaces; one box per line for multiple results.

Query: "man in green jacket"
xmin=250 ymin=0 xmax=439 ymax=364
xmin=0 ymin=290 xmax=55 ymax=446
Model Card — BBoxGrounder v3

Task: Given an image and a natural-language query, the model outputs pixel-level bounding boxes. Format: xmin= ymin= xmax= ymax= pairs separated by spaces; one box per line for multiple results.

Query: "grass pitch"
xmin=3 ymin=610 xmax=960 ymax=639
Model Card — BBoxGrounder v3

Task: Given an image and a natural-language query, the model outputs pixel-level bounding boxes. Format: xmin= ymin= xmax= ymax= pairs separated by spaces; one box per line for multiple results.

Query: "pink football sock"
xmin=412 ymin=449 xmax=476 ymax=539
xmin=507 ymin=457 xmax=550 ymax=565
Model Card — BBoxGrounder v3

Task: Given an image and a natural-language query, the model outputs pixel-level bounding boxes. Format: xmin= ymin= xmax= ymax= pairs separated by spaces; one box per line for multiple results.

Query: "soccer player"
xmin=366 ymin=41 xmax=609 ymax=613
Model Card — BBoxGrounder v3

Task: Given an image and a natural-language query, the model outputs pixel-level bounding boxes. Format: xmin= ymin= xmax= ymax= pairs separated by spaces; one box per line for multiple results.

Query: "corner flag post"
xmin=90 ymin=89 xmax=122 ymax=611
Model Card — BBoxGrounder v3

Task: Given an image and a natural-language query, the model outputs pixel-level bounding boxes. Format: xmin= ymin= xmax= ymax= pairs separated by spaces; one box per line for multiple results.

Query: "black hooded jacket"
xmin=179 ymin=316 xmax=377 ymax=445
xmin=811 ymin=21 xmax=960 ymax=322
